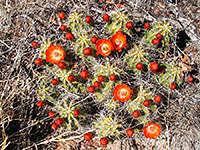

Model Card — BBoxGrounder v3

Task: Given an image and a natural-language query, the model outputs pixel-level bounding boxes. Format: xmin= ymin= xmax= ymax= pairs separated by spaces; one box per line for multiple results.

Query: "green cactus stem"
xmin=105 ymin=10 xmax=132 ymax=35
xmin=144 ymin=20 xmax=172 ymax=51
xmin=93 ymin=114 xmax=121 ymax=139
xmin=156 ymin=62 xmax=182 ymax=88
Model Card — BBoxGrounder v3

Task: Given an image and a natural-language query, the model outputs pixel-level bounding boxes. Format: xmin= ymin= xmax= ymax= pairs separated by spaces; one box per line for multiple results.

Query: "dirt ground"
xmin=0 ymin=0 xmax=200 ymax=150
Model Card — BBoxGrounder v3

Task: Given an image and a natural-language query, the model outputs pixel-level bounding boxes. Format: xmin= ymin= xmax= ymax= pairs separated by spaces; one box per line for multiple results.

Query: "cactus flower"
xmin=95 ymin=39 xmax=114 ymax=57
xmin=45 ymin=45 xmax=66 ymax=64
xmin=112 ymin=84 xmax=133 ymax=103
xmin=142 ymin=122 xmax=161 ymax=139
xmin=110 ymin=30 xmax=127 ymax=52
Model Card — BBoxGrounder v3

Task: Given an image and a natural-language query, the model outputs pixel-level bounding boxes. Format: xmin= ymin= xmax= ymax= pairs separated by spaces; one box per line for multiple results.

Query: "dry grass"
xmin=0 ymin=0 xmax=200 ymax=149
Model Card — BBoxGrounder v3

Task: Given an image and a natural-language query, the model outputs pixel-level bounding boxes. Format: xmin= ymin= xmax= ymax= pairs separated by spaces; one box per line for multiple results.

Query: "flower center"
xmin=149 ymin=125 xmax=155 ymax=132
xmin=115 ymin=39 xmax=122 ymax=46
xmin=101 ymin=44 xmax=109 ymax=53
xmin=53 ymin=51 xmax=61 ymax=57
xmin=119 ymin=89 xmax=128 ymax=98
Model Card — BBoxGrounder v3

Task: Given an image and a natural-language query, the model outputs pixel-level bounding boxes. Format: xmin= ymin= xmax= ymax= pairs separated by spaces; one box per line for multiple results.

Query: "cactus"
xmin=103 ymin=98 xmax=120 ymax=111
xmin=93 ymin=113 xmax=121 ymax=139
xmin=67 ymin=11 xmax=97 ymax=62
xmin=55 ymin=97 xmax=82 ymax=130
xmin=156 ymin=62 xmax=182 ymax=88
xmin=126 ymin=86 xmax=156 ymax=124
xmin=90 ymin=60 xmax=122 ymax=102
xmin=57 ymin=68 xmax=88 ymax=95
xmin=37 ymin=76 xmax=61 ymax=103
xmin=34 ymin=9 xmax=179 ymax=144
xmin=125 ymin=44 xmax=150 ymax=74
xmin=105 ymin=10 xmax=132 ymax=35
xmin=144 ymin=20 xmax=172 ymax=51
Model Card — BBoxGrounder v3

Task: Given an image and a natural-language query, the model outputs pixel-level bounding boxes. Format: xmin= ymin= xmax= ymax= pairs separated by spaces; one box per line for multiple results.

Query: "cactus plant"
xmin=126 ymin=86 xmax=156 ymax=124
xmin=144 ymin=20 xmax=172 ymax=51
xmin=125 ymin=44 xmax=150 ymax=74
xmin=67 ymin=11 xmax=97 ymax=62
xmin=34 ymin=9 xmax=179 ymax=144
xmin=156 ymin=62 xmax=182 ymax=88
xmin=93 ymin=113 xmax=121 ymax=139
xmin=104 ymin=10 xmax=132 ymax=35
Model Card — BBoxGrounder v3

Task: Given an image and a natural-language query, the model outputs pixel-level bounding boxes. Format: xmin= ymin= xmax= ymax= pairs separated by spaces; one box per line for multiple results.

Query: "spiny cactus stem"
xmin=119 ymin=21 xmax=122 ymax=27
xmin=146 ymin=32 xmax=157 ymax=41
xmin=78 ymin=23 xmax=82 ymax=29
xmin=73 ymin=117 xmax=80 ymax=127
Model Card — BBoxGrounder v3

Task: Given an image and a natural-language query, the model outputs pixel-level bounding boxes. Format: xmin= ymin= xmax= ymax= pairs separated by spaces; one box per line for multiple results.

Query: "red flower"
xmin=91 ymin=36 xmax=98 ymax=44
xmin=100 ymin=137 xmax=108 ymax=146
xmin=132 ymin=110 xmax=140 ymax=118
xmin=143 ymin=99 xmax=150 ymax=107
xmin=48 ymin=111 xmax=56 ymax=118
xmin=109 ymin=74 xmax=116 ymax=81
xmin=66 ymin=33 xmax=74 ymax=40
xmin=149 ymin=62 xmax=158 ymax=71
xmin=84 ymin=132 xmax=93 ymax=141
xmin=58 ymin=62 xmax=66 ymax=69
xmin=126 ymin=129 xmax=134 ymax=136
xmin=152 ymin=38 xmax=160 ymax=45
xmin=68 ymin=75 xmax=75 ymax=82
xmin=136 ymin=62 xmax=144 ymax=70
xmin=51 ymin=79 xmax=59 ymax=85
xmin=85 ymin=16 xmax=92 ymax=23
xmin=142 ymin=122 xmax=161 ymax=139
xmin=88 ymin=86 xmax=96 ymax=93
xmin=156 ymin=33 xmax=162 ymax=40
xmin=169 ymin=82 xmax=176 ymax=90
xmin=60 ymin=25 xmax=67 ymax=31
xmin=187 ymin=76 xmax=193 ymax=82
xmin=45 ymin=45 xmax=66 ymax=64
xmin=83 ymin=48 xmax=92 ymax=55
xmin=144 ymin=22 xmax=150 ymax=29
xmin=126 ymin=22 xmax=133 ymax=29
xmin=51 ymin=123 xmax=58 ymax=130
xmin=94 ymin=81 xmax=100 ymax=88
xmin=154 ymin=95 xmax=161 ymax=102
xmin=80 ymin=70 xmax=90 ymax=79
xmin=110 ymin=31 xmax=127 ymax=52
xmin=32 ymin=41 xmax=38 ymax=48
xmin=58 ymin=12 xmax=65 ymax=20
xmin=112 ymin=84 xmax=133 ymax=103
xmin=74 ymin=110 xmax=80 ymax=116
xmin=36 ymin=101 xmax=44 ymax=107
xmin=103 ymin=14 xmax=110 ymax=22
xmin=95 ymin=39 xmax=114 ymax=57
xmin=98 ymin=75 xmax=105 ymax=82
xmin=34 ymin=58 xmax=43 ymax=66
xmin=56 ymin=118 xmax=64 ymax=126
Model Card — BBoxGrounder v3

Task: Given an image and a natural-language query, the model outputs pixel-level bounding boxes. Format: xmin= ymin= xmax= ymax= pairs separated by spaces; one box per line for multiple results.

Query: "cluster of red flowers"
xmin=84 ymin=14 xmax=128 ymax=57
xmin=33 ymin=11 xmax=194 ymax=144
xmin=83 ymin=122 xmax=161 ymax=146
xmin=84 ymin=132 xmax=109 ymax=147
xmin=95 ymin=31 xmax=127 ymax=57
xmin=37 ymin=100 xmax=81 ymax=130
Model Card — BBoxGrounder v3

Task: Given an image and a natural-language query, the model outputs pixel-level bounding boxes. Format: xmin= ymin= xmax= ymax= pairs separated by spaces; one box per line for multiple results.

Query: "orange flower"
xmin=45 ymin=45 xmax=66 ymax=64
xmin=142 ymin=122 xmax=161 ymax=139
xmin=112 ymin=84 xmax=133 ymax=103
xmin=110 ymin=31 xmax=127 ymax=52
xmin=95 ymin=39 xmax=114 ymax=57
